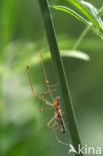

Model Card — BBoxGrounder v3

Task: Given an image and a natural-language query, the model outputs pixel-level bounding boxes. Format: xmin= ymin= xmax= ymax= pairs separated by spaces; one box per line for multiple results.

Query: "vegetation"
xmin=0 ymin=0 xmax=103 ymax=156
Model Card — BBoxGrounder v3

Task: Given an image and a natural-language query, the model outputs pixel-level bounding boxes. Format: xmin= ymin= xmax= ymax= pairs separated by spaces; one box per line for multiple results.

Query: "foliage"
xmin=0 ymin=0 xmax=103 ymax=156
xmin=51 ymin=0 xmax=103 ymax=38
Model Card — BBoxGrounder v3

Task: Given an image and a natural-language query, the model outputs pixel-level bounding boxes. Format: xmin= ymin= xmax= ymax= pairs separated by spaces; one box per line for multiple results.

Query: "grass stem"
xmin=73 ymin=26 xmax=90 ymax=50
xmin=39 ymin=0 xmax=83 ymax=155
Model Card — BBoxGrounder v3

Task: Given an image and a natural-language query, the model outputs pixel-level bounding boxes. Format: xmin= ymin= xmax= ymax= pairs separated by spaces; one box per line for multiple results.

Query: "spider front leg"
xmin=27 ymin=64 xmax=41 ymax=99
xmin=40 ymin=45 xmax=55 ymax=102
xmin=27 ymin=64 xmax=52 ymax=107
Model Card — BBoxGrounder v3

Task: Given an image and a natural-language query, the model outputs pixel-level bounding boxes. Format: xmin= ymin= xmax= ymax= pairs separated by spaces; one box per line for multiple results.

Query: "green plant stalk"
xmin=39 ymin=0 xmax=83 ymax=155
xmin=73 ymin=26 xmax=90 ymax=50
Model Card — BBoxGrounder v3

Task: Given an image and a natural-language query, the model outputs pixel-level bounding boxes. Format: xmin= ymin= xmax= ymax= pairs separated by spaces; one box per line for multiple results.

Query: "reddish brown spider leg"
xmin=27 ymin=64 xmax=40 ymax=98
xmin=27 ymin=64 xmax=52 ymax=107
xmin=40 ymin=48 xmax=54 ymax=102
xmin=40 ymin=91 xmax=52 ymax=111
xmin=40 ymin=89 xmax=57 ymax=111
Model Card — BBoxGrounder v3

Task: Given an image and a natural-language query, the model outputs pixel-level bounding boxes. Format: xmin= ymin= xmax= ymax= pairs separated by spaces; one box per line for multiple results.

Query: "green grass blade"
xmin=52 ymin=5 xmax=102 ymax=38
xmin=39 ymin=0 xmax=83 ymax=155
xmin=52 ymin=5 xmax=91 ymax=26
xmin=68 ymin=0 xmax=103 ymax=33
xmin=73 ymin=26 xmax=90 ymax=50
xmin=98 ymin=6 xmax=103 ymax=17
xmin=1 ymin=0 xmax=18 ymax=61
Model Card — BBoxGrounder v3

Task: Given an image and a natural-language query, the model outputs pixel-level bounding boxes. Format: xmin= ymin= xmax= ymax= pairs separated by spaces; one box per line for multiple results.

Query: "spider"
xmin=27 ymin=36 xmax=69 ymax=147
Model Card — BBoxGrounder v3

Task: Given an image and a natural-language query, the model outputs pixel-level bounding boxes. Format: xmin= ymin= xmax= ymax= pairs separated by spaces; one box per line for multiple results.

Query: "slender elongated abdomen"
xmin=57 ymin=115 xmax=66 ymax=133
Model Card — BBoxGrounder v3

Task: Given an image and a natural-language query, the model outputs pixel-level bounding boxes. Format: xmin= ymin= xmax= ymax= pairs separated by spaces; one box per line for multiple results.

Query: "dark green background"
xmin=0 ymin=0 xmax=103 ymax=156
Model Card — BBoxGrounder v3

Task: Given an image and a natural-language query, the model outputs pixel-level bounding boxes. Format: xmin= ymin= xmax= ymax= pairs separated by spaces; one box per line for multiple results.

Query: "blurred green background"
xmin=0 ymin=0 xmax=103 ymax=156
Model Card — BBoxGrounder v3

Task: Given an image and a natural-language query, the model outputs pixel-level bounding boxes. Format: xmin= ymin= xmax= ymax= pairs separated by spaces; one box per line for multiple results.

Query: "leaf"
xmin=1 ymin=0 xmax=20 ymax=60
xmin=98 ymin=6 xmax=103 ymax=17
xmin=52 ymin=5 xmax=91 ymax=26
xmin=62 ymin=50 xmax=90 ymax=61
xmin=68 ymin=0 xmax=103 ymax=32
xmin=51 ymin=0 xmax=103 ymax=38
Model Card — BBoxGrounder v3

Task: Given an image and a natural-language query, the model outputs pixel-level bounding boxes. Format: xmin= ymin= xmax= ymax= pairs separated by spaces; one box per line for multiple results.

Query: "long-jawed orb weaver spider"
xmin=27 ymin=35 xmax=69 ymax=147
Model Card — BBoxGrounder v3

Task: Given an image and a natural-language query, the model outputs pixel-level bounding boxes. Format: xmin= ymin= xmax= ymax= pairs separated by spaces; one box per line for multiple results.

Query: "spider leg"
xmin=53 ymin=127 xmax=69 ymax=147
xmin=40 ymin=89 xmax=57 ymax=111
xmin=40 ymin=35 xmax=55 ymax=102
xmin=47 ymin=114 xmax=69 ymax=147
xmin=27 ymin=64 xmax=52 ymax=107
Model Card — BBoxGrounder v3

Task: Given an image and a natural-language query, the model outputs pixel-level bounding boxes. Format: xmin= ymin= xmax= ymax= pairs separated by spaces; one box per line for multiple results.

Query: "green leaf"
xmin=51 ymin=0 xmax=103 ymax=38
xmin=98 ymin=6 xmax=103 ymax=17
xmin=52 ymin=5 xmax=91 ymax=26
xmin=1 ymin=0 xmax=20 ymax=61
xmin=68 ymin=0 xmax=103 ymax=32
xmin=62 ymin=50 xmax=90 ymax=61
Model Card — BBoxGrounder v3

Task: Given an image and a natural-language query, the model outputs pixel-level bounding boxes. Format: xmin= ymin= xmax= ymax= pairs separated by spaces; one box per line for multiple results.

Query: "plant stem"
xmin=39 ymin=0 xmax=83 ymax=155
xmin=98 ymin=6 xmax=103 ymax=17
xmin=73 ymin=26 xmax=90 ymax=50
